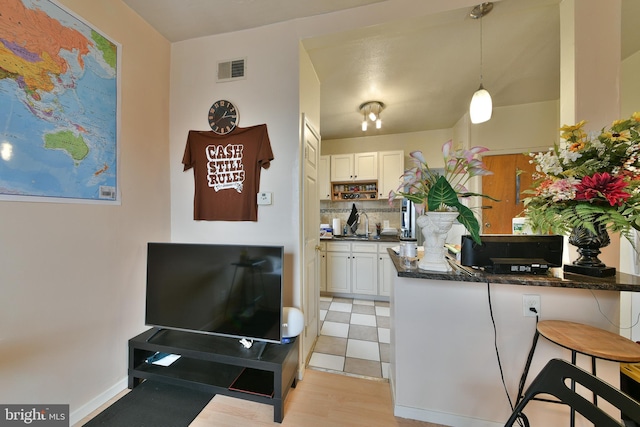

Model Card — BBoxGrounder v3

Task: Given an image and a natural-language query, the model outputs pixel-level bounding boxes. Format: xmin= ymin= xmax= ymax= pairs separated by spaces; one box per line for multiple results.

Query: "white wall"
xmin=0 ymin=1 xmax=171 ymax=423
xmin=169 ymin=24 xmax=303 ymax=307
xmin=618 ymin=48 xmax=640 ymax=339
xmin=471 ymin=100 xmax=560 ymax=153
xmin=392 ymin=277 xmax=621 ymax=426
xmin=299 ymin=43 xmax=321 ymax=132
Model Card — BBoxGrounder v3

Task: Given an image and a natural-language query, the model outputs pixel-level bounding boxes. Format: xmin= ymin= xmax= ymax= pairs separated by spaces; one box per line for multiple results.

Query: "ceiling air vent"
xmin=217 ymin=57 xmax=246 ymax=82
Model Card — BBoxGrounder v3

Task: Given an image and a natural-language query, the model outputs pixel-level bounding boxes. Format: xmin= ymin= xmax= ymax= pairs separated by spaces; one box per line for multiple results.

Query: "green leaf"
xmin=455 ymin=204 xmax=481 ymax=244
xmin=427 ymin=176 xmax=458 ymax=211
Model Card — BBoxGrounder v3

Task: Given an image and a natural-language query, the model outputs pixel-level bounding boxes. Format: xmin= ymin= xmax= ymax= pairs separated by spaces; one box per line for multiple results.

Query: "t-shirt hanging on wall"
xmin=182 ymin=124 xmax=274 ymax=221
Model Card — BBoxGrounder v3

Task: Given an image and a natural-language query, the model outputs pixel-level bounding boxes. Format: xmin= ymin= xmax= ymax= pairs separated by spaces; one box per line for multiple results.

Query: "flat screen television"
xmin=145 ymin=242 xmax=284 ymax=344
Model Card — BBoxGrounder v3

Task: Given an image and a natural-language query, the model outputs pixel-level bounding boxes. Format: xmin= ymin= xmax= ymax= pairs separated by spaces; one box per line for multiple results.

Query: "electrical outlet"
xmin=523 ymin=294 xmax=540 ymax=317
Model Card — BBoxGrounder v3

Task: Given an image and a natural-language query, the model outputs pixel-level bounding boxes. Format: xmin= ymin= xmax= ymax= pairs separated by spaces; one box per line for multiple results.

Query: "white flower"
xmin=559 ymin=147 xmax=582 ymax=164
xmin=534 ymin=151 xmax=563 ymax=175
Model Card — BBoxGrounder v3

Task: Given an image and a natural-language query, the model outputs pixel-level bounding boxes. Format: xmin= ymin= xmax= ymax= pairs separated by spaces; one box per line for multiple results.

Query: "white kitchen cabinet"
xmin=351 ymin=242 xmax=377 ymax=295
xmin=330 ymin=154 xmax=353 ymax=182
xmin=319 ymin=155 xmax=331 ymax=200
xmin=377 ymin=243 xmax=397 ymax=297
xmin=351 ymin=252 xmax=377 ymax=295
xmin=326 ymin=252 xmax=350 ymax=293
xmin=330 ymin=152 xmax=378 ymax=182
xmin=325 ymin=241 xmax=380 ymax=296
xmin=378 ymin=150 xmax=404 ymax=199
xmin=354 ymin=152 xmax=378 ymax=181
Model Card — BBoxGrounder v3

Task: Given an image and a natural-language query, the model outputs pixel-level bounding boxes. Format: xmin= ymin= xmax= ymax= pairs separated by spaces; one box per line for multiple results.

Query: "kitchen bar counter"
xmin=387 ymin=249 xmax=640 ymax=292
xmin=387 ymin=249 xmax=637 ymax=426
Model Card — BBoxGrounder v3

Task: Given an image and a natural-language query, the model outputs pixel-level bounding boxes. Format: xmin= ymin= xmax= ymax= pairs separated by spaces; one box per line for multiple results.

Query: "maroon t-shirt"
xmin=182 ymin=124 xmax=274 ymax=221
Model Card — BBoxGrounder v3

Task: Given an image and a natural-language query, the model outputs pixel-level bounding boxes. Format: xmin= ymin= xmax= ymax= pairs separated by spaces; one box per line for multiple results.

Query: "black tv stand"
xmin=145 ymin=327 xmax=166 ymax=342
xmin=128 ymin=328 xmax=298 ymax=423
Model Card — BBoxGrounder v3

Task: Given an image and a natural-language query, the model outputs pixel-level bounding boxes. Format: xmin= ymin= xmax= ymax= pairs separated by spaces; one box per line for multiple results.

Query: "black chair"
xmin=505 ymin=358 xmax=640 ymax=427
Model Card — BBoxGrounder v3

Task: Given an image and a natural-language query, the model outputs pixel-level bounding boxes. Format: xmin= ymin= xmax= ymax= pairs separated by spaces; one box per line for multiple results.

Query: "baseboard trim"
xmin=70 ymin=377 xmax=128 ymax=426
xmin=393 ymin=403 xmax=503 ymax=427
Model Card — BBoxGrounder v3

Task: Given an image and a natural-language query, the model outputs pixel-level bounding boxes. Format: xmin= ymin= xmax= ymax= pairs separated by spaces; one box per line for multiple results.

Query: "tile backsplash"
xmin=320 ymin=199 xmax=402 ymax=235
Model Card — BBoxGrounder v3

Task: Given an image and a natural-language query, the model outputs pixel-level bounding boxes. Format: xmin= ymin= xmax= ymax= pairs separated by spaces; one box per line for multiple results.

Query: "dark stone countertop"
xmin=324 ymin=235 xmax=400 ymax=243
xmin=388 ymin=249 xmax=640 ymax=292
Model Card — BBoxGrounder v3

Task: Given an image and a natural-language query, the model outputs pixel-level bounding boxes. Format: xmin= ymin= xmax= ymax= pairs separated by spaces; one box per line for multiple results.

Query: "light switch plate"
xmin=257 ymin=192 xmax=272 ymax=205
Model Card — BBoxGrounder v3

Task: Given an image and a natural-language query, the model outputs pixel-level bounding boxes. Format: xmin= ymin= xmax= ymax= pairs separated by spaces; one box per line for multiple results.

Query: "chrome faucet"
xmin=359 ymin=211 xmax=370 ymax=238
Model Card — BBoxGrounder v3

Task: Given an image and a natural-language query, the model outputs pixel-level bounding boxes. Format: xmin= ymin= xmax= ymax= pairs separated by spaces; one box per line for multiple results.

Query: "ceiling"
xmin=122 ymin=0 xmax=640 ymax=141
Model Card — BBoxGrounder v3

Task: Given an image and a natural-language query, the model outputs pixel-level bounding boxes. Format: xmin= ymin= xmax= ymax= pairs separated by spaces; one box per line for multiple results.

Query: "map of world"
xmin=0 ymin=0 xmax=118 ymax=202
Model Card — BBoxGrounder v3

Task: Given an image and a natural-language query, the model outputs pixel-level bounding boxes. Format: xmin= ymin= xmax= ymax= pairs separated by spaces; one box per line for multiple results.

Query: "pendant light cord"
xmin=479 ymin=12 xmax=484 ymax=85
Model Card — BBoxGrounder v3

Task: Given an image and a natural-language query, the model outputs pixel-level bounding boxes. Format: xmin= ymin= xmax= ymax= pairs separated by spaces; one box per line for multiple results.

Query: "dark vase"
xmin=563 ymin=221 xmax=616 ymax=277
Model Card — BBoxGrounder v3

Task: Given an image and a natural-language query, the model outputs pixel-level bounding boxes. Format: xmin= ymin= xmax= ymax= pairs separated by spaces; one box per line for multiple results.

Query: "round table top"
xmin=537 ymin=320 xmax=640 ymax=363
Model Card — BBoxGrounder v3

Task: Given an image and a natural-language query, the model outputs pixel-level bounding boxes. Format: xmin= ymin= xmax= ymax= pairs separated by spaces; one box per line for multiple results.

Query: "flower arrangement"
xmin=388 ymin=140 xmax=495 ymax=243
xmin=523 ymin=113 xmax=640 ymax=243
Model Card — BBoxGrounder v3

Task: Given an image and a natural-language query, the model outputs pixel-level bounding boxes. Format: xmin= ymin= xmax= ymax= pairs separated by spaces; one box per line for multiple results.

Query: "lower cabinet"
xmin=325 ymin=241 xmax=388 ymax=297
xmin=351 ymin=251 xmax=377 ymax=295
xmin=377 ymin=243 xmax=397 ymax=297
xmin=326 ymin=250 xmax=350 ymax=293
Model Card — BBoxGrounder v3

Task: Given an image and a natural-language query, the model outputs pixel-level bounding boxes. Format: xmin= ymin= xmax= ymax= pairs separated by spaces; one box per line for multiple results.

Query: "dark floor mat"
xmin=82 ymin=380 xmax=214 ymax=427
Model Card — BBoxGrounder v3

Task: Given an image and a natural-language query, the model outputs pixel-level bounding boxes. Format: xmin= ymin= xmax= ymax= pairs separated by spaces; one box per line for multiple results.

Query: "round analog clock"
xmin=208 ymin=99 xmax=239 ymax=135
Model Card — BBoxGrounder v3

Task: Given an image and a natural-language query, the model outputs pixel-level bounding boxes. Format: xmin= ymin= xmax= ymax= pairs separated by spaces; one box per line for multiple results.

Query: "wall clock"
xmin=208 ymin=99 xmax=239 ymax=135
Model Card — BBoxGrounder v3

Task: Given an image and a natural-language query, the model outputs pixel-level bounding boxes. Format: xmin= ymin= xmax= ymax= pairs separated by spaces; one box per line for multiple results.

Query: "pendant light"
xmin=359 ymin=101 xmax=385 ymax=132
xmin=469 ymin=2 xmax=493 ymax=124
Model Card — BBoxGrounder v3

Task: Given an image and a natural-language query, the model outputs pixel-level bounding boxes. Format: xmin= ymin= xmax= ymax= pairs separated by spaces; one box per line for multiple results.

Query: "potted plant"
xmin=389 ymin=140 xmax=495 ymax=271
xmin=523 ymin=112 xmax=640 ymax=276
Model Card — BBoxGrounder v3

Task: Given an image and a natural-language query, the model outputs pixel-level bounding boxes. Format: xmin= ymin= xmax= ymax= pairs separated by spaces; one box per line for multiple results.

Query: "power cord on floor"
xmin=487 ymin=282 xmax=528 ymax=427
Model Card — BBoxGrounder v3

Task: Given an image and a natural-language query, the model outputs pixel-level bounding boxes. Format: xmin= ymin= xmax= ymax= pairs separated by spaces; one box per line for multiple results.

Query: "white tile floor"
xmin=308 ymin=295 xmax=390 ymax=379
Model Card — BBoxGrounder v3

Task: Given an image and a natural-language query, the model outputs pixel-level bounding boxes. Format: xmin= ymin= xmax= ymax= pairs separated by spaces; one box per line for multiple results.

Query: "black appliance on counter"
xmin=460 ymin=234 xmax=564 ymax=274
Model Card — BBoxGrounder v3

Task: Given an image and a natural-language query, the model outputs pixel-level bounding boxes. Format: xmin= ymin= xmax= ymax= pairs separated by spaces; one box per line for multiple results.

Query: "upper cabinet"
xmin=319 ymin=155 xmax=331 ymax=200
xmin=330 ymin=152 xmax=378 ymax=182
xmin=378 ymin=150 xmax=404 ymax=199
xmin=323 ymin=150 xmax=404 ymax=201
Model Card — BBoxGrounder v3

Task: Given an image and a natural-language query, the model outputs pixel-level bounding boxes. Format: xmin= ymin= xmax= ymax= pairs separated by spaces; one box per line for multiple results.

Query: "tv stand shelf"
xmin=128 ymin=328 xmax=298 ymax=423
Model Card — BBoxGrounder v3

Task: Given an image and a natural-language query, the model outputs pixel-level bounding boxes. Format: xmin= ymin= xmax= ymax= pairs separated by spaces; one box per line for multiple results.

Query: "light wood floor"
xmin=77 ymin=369 xmax=446 ymax=427
xmin=190 ymin=369 xmax=444 ymax=427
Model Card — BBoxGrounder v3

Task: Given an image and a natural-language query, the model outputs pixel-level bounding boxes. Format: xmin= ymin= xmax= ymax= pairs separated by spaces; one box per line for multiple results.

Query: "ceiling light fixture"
xmin=359 ymin=101 xmax=385 ymax=132
xmin=469 ymin=2 xmax=493 ymax=124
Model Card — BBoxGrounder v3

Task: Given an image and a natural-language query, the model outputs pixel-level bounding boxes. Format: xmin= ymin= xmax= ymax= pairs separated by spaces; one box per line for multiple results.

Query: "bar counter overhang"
xmin=387 ymin=249 xmax=640 ymax=427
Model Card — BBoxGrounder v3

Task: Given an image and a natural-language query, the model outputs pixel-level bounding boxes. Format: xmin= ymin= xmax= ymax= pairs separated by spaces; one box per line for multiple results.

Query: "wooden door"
xmin=481 ymin=154 xmax=537 ymax=234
